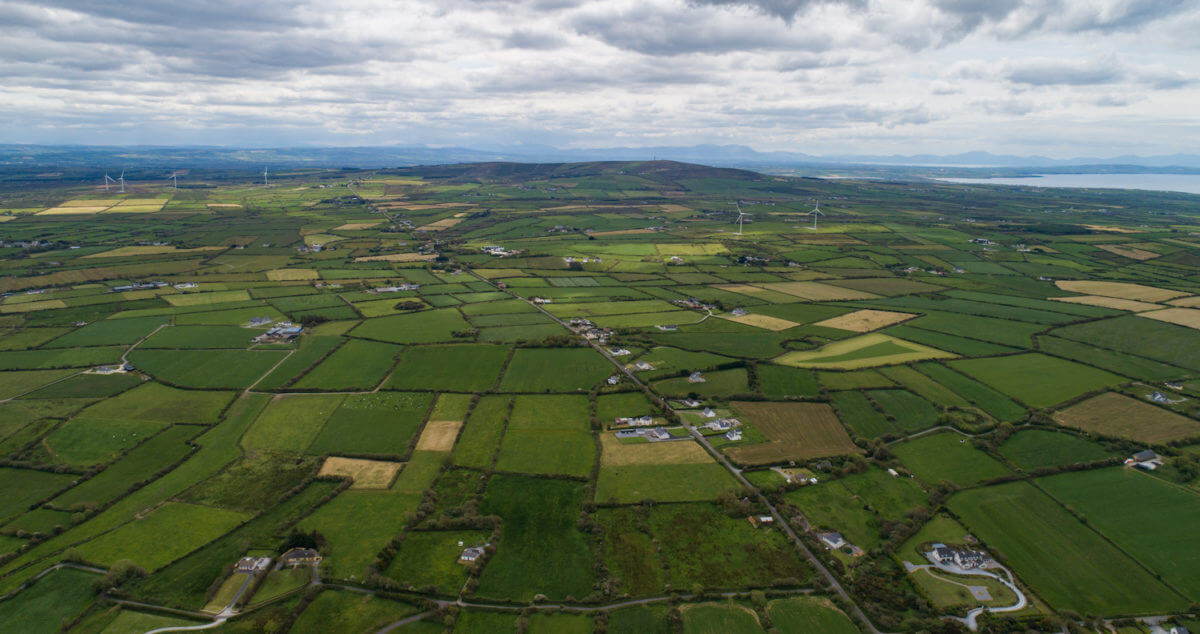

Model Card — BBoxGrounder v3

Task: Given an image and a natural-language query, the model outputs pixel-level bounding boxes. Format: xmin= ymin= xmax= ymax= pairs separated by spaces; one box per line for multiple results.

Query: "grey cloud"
xmin=504 ymin=29 xmax=569 ymax=50
xmin=1007 ymin=62 xmax=1123 ymax=86
xmin=686 ymin=0 xmax=865 ymax=22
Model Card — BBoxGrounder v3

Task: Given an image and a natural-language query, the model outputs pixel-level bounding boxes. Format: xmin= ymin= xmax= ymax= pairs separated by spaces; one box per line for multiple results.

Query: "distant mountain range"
xmin=2 ymin=143 xmax=1199 ymax=173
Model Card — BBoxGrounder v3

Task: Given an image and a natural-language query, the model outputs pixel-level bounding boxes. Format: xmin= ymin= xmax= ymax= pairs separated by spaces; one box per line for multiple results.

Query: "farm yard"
xmin=0 ymin=158 xmax=1197 ymax=632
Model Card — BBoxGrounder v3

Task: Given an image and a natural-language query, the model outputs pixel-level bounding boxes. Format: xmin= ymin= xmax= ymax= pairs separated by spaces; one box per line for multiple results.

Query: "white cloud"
xmin=0 ymin=0 xmax=1195 ymax=156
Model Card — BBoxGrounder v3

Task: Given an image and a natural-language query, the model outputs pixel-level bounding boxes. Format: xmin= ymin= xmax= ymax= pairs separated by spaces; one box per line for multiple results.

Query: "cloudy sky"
xmin=1 ymin=0 xmax=1197 ymax=156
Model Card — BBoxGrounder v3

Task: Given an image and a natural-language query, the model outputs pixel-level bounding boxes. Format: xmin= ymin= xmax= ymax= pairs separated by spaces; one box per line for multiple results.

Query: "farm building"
xmin=460 ymin=546 xmax=486 ymax=562
xmin=701 ymin=407 xmax=717 ymax=418
xmin=236 ymin=556 xmax=271 ymax=573
xmin=688 ymin=371 xmax=706 ymax=383
xmin=819 ymin=532 xmax=845 ymax=549
xmin=607 ymin=375 xmax=621 ymax=385
xmin=280 ymin=548 xmax=322 ymax=568
xmin=635 ymin=361 xmax=653 ymax=371
xmin=724 ymin=429 xmax=742 ymax=441
xmin=748 ymin=515 xmax=774 ymax=527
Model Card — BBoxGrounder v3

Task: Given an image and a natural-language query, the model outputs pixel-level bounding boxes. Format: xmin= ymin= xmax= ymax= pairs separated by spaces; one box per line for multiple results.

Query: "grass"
xmin=766 ymin=597 xmax=858 ymax=634
xmin=948 ymin=481 xmax=1185 ymax=615
xmin=141 ymin=325 xmax=259 ymax=348
xmin=307 ymin=392 xmax=432 ymax=456
xmin=50 ymin=425 xmax=197 ymax=510
xmin=178 ymin=451 xmax=320 ymax=512
xmin=680 ymin=602 xmax=762 ymax=634
xmin=891 ymin=431 xmax=1010 ymax=487
xmin=252 ymin=336 xmax=344 ymax=390
xmin=774 ymin=333 xmax=955 ymax=369
xmin=44 ymin=316 xmax=166 ymax=348
xmin=1039 ymin=467 xmax=1200 ymax=600
xmin=384 ymin=529 xmax=490 ymax=593
xmin=649 ymin=503 xmax=810 ymax=590
xmin=756 ymin=364 xmax=818 ymax=399
xmin=0 ymin=467 xmax=76 ymax=524
xmin=0 ymin=347 xmax=124 ymax=371
xmin=474 ymin=475 xmax=594 ymax=601
xmin=292 ymin=339 xmax=399 ymax=390
xmin=867 ymin=389 xmax=940 ymax=432
xmin=241 ymin=394 xmax=344 ymax=453
xmin=0 ymin=369 xmax=77 ymax=399
xmin=494 ymin=428 xmax=594 ymax=477
xmin=999 ymin=429 xmax=1112 ymax=470
xmin=830 ymin=390 xmax=893 ymax=438
xmin=75 ymin=502 xmax=249 ymax=571
xmin=0 ymin=567 xmax=98 ymax=632
xmin=499 ymin=347 xmax=612 ymax=392
xmin=596 ymin=391 xmax=656 ymax=422
xmin=1052 ymin=315 xmax=1200 ymax=372
xmin=1053 ymin=392 xmax=1200 ymax=443
xmin=384 ymin=344 xmax=509 ymax=391
xmin=289 ymin=590 xmax=419 ymax=634
xmin=453 ymin=395 xmax=509 ymax=468
xmin=41 ymin=417 xmax=164 ymax=467
xmin=129 ymin=349 xmax=288 ymax=389
xmin=73 ymin=381 xmax=234 ymax=424
xmin=350 ymin=308 xmax=471 ymax=344
xmin=247 ymin=568 xmax=309 ymax=606
xmin=654 ymin=368 xmax=750 ymax=398
xmin=951 ymin=353 xmax=1125 ymax=408
xmin=300 ymin=490 xmax=422 ymax=580
xmin=19 ymin=372 xmax=141 ymax=399
xmin=597 ymin=462 xmax=737 ymax=504
xmin=915 ymin=362 xmax=1028 ymax=422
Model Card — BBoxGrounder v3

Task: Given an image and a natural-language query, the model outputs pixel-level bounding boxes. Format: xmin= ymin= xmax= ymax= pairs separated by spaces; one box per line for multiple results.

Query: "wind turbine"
xmin=118 ymin=170 xmax=126 ymax=194
xmin=263 ymin=166 xmax=269 ymax=186
xmin=806 ymin=201 xmax=825 ymax=231
xmin=103 ymin=172 xmax=117 ymax=191
xmin=168 ymin=171 xmax=180 ymax=190
xmin=734 ymin=201 xmax=751 ymax=236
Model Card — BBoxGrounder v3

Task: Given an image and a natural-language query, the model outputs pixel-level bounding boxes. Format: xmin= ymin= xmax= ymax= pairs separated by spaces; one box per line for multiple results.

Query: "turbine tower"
xmin=806 ymin=201 xmax=825 ymax=231
xmin=734 ymin=201 xmax=751 ymax=236
xmin=168 ymin=171 xmax=179 ymax=190
xmin=103 ymin=172 xmax=117 ymax=191
xmin=263 ymin=166 xmax=269 ymax=186
xmin=118 ymin=170 xmax=126 ymax=194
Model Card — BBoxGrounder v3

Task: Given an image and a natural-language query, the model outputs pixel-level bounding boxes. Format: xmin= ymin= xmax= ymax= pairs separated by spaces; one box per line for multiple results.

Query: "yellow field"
xmin=353 ymin=253 xmax=434 ymax=263
xmin=719 ymin=313 xmax=801 ymax=331
xmin=1055 ymin=280 xmax=1187 ymax=302
xmin=1049 ymin=295 xmax=1163 ymax=312
xmin=103 ymin=205 xmax=165 ymax=214
xmin=712 ymin=284 xmax=796 ymax=303
xmin=754 ymin=281 xmax=879 ymax=301
xmin=774 ymin=333 xmax=955 ymax=369
xmin=397 ymin=202 xmax=473 ymax=210
xmin=83 ymin=245 xmax=224 ymax=259
xmin=317 ymin=457 xmax=402 ymax=489
xmin=1167 ymin=296 xmax=1200 ymax=308
xmin=0 ymin=299 xmax=68 ymax=313
xmin=417 ymin=217 xmax=465 ymax=231
xmin=267 ymin=268 xmax=319 ymax=281
xmin=206 ymin=203 xmax=243 ymax=208
xmin=1095 ymin=244 xmax=1160 ymax=260
xmin=63 ymin=198 xmax=122 ymax=207
xmin=334 ymin=221 xmax=382 ymax=230
xmin=813 ymin=309 xmax=916 ymax=332
xmin=1081 ymin=224 xmax=1142 ymax=233
xmin=1139 ymin=307 xmax=1200 ymax=330
xmin=415 ymin=420 xmax=462 ymax=452
xmin=1054 ymin=392 xmax=1200 ymax=443
xmin=38 ymin=206 xmax=109 ymax=215
xmin=598 ymin=434 xmax=713 ymax=467
xmin=163 ymin=290 xmax=250 ymax=307
xmin=303 ymin=233 xmax=344 ymax=246
xmin=658 ymin=243 xmax=729 ymax=255
xmin=659 ymin=204 xmax=693 ymax=212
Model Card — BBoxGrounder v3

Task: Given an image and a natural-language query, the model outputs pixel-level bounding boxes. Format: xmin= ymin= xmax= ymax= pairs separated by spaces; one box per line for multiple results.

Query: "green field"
xmin=948 ymin=481 xmax=1185 ymax=614
xmin=499 ymin=347 xmax=612 ymax=392
xmin=385 ymin=343 xmax=509 ymax=391
xmin=292 ymin=339 xmax=399 ymax=390
xmin=775 ymin=333 xmax=955 ymax=370
xmin=307 ymin=392 xmax=432 ymax=456
xmin=891 ymin=431 xmax=1010 ymax=487
xmin=75 ymin=502 xmax=249 ymax=570
xmin=384 ymin=529 xmax=490 ymax=593
xmin=349 ymin=308 xmax=471 ymax=344
xmin=951 ymin=353 xmax=1125 ymax=408
xmin=999 ymin=429 xmax=1112 ymax=471
xmin=241 ymin=393 xmax=344 ymax=452
xmin=474 ymin=475 xmax=595 ymax=601
xmin=1039 ymin=468 xmax=1200 ymax=600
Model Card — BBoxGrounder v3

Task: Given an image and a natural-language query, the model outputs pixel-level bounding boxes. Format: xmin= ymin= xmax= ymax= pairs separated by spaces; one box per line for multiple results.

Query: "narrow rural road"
xmin=465 ymin=268 xmax=885 ymax=634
